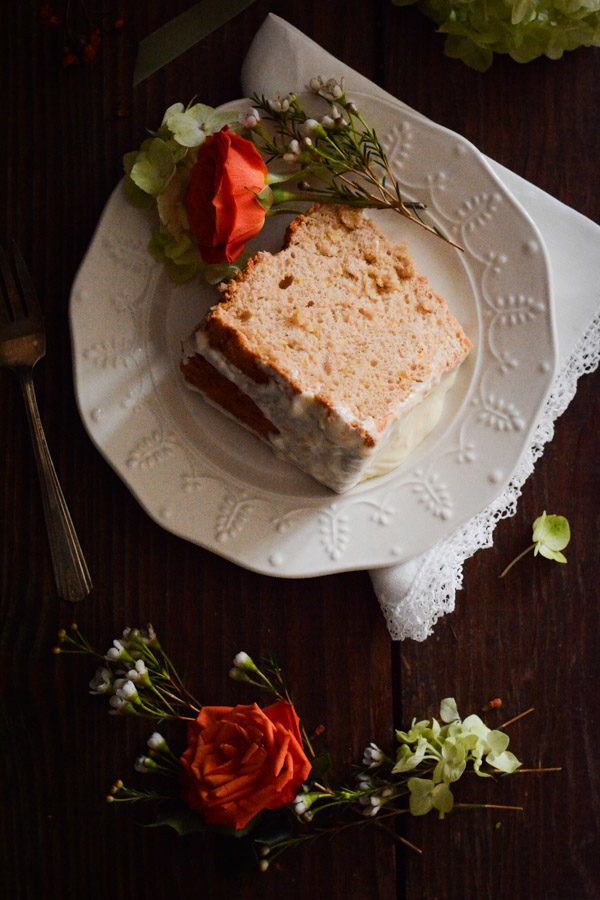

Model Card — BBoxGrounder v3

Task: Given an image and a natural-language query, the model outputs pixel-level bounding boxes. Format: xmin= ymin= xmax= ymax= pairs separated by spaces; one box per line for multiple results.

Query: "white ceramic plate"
xmin=70 ymin=93 xmax=556 ymax=577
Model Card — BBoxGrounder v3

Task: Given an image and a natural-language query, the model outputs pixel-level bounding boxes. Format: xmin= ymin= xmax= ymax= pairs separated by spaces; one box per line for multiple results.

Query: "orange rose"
xmin=185 ymin=129 xmax=269 ymax=265
xmin=180 ymin=701 xmax=311 ymax=830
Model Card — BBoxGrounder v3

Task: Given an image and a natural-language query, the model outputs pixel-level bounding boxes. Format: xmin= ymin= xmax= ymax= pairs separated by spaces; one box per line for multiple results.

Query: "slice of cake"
xmin=181 ymin=204 xmax=471 ymax=492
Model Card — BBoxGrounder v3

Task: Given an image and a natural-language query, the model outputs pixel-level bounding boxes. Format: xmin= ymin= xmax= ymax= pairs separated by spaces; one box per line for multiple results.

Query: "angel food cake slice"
xmin=181 ymin=204 xmax=471 ymax=492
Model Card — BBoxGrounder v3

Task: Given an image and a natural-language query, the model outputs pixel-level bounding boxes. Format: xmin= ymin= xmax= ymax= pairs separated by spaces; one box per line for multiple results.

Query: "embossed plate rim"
xmin=69 ymin=93 xmax=557 ymax=577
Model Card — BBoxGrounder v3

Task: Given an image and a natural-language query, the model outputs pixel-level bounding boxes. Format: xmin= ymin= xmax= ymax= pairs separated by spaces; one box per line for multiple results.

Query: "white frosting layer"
xmin=360 ymin=372 xmax=456 ymax=481
xmin=187 ymin=331 xmax=460 ymax=492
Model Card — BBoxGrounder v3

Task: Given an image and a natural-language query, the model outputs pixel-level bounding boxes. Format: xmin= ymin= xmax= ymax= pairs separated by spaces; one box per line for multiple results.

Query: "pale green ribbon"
xmin=133 ymin=0 xmax=258 ymax=86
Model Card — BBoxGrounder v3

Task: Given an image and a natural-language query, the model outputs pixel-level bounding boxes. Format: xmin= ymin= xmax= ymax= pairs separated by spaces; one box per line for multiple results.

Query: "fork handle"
xmin=20 ymin=371 xmax=93 ymax=602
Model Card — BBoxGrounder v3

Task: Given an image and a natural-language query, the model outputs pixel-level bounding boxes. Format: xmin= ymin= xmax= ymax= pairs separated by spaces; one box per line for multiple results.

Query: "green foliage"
xmin=309 ymin=752 xmax=333 ymax=785
xmin=392 ymin=0 xmax=600 ymax=70
xmin=148 ymin=226 xmax=201 ymax=283
xmin=149 ymin=805 xmax=208 ymax=836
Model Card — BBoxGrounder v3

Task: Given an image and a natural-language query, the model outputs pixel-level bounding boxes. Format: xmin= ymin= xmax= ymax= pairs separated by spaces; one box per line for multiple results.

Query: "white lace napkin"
xmin=241 ymin=14 xmax=600 ymax=640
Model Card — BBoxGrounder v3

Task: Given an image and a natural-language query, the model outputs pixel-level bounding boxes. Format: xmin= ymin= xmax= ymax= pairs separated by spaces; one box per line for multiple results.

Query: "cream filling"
xmin=187 ymin=331 xmax=458 ymax=492
xmin=360 ymin=371 xmax=456 ymax=481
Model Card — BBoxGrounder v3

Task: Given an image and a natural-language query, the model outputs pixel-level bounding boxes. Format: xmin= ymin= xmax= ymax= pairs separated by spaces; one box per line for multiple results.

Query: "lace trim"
xmin=378 ymin=306 xmax=600 ymax=641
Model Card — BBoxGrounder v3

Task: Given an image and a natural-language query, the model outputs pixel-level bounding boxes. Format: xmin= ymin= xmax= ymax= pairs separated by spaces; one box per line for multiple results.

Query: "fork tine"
xmin=11 ymin=242 xmax=43 ymax=321
xmin=0 ymin=244 xmax=23 ymax=323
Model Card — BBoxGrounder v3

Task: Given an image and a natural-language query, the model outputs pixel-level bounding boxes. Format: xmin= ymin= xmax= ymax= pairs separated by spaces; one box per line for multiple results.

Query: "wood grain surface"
xmin=1 ymin=2 xmax=599 ymax=898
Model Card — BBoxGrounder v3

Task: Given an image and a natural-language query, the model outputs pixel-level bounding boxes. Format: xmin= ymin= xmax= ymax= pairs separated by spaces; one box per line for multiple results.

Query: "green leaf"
xmin=133 ymin=0 xmax=260 ymax=87
xmin=252 ymin=808 xmax=297 ymax=848
xmin=148 ymin=806 xmax=207 ymax=836
xmin=153 ymin=807 xmax=268 ymax=841
xmin=308 ymin=752 xmax=333 ymax=785
xmin=218 ymin=810 xmax=268 ymax=839
xmin=202 ymin=261 xmax=241 ymax=285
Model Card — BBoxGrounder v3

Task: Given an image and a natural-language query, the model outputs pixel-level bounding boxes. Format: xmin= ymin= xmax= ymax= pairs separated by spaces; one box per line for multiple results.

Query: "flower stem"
xmin=455 ymin=803 xmax=524 ymax=811
xmin=499 ymin=543 xmax=535 ymax=578
xmin=498 ymin=707 xmax=535 ymax=729
xmin=374 ymin=821 xmax=423 ymax=854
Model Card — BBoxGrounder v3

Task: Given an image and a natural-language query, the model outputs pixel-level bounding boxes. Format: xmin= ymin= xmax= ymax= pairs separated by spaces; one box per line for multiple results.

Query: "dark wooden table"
xmin=2 ymin=2 xmax=599 ymax=898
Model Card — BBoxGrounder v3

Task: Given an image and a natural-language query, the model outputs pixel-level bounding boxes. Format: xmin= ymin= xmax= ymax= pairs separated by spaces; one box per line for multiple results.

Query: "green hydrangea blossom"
xmin=500 ymin=512 xmax=571 ymax=577
xmin=532 ymin=511 xmax=571 ymax=562
xmin=396 ymin=699 xmax=521 ymax=817
xmin=408 ymin=777 xmax=454 ymax=817
xmin=393 ymin=0 xmax=600 ymax=72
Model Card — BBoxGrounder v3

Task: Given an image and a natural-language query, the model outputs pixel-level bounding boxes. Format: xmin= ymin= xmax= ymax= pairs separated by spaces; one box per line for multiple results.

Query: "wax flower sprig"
xmin=245 ymin=78 xmax=458 ymax=248
xmin=55 ymin=625 xmax=556 ymax=872
xmin=55 ymin=623 xmax=202 ymax=720
xmin=500 ymin=512 xmax=571 ymax=578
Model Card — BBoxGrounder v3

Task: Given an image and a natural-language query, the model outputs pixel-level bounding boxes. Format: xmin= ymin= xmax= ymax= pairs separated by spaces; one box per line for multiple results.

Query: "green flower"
xmin=148 ymin=226 xmax=201 ymax=283
xmin=161 ymin=102 xmax=239 ymax=148
xmin=485 ymin=749 xmax=522 ymax=775
xmin=392 ymin=737 xmax=428 ymax=773
xmin=532 ymin=512 xmax=570 ymax=562
xmin=440 ymin=697 xmax=460 ymax=724
xmin=395 ymin=718 xmax=431 ymax=743
xmin=433 ymin=738 xmax=467 ymax=784
xmin=500 ymin=512 xmax=571 ymax=577
xmin=125 ymin=138 xmax=176 ymax=197
xmin=408 ymin=778 xmax=454 ymax=818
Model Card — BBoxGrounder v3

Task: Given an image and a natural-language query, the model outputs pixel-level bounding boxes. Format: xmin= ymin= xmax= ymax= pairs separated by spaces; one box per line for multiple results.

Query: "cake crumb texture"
xmin=203 ymin=204 xmax=471 ymax=437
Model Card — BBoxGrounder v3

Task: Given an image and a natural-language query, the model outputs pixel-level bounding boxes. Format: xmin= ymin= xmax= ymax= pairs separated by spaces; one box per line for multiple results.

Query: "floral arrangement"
xmin=123 ymin=77 xmax=456 ymax=285
xmin=55 ymin=624 xmax=557 ymax=872
xmin=393 ymin=0 xmax=600 ymax=72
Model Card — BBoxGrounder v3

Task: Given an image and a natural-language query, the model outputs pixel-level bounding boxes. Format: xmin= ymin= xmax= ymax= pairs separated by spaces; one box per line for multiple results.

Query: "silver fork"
xmin=0 ymin=242 xmax=92 ymax=602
